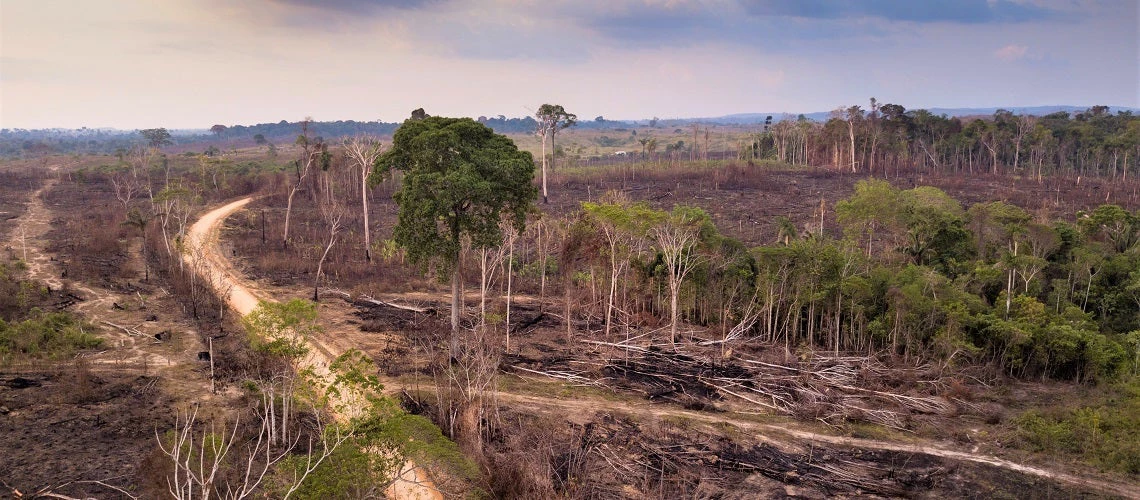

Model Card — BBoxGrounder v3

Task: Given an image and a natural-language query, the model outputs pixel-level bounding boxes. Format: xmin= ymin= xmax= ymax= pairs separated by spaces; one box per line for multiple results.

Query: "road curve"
xmin=187 ymin=197 xmax=262 ymax=315
xmin=187 ymin=197 xmax=443 ymax=500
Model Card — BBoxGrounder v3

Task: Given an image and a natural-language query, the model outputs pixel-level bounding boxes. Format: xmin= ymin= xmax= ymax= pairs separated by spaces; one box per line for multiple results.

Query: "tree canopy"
xmin=374 ymin=116 xmax=537 ymax=330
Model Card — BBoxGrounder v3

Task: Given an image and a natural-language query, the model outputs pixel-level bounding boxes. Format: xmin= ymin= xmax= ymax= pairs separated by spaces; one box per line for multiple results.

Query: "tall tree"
xmin=534 ymin=104 xmax=577 ymax=204
xmin=375 ymin=117 xmax=537 ymax=334
xmin=345 ymin=135 xmax=384 ymax=262
xmin=583 ymin=196 xmax=663 ymax=338
xmin=844 ymin=105 xmax=863 ymax=172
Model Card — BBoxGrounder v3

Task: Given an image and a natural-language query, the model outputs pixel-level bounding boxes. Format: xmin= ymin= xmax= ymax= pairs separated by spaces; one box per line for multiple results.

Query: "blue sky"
xmin=1 ymin=0 xmax=1137 ymax=129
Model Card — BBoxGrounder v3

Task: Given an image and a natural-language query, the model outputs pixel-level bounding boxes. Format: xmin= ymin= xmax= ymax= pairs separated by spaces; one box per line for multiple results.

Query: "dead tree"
xmin=653 ymin=212 xmax=703 ymax=346
xmin=111 ymin=174 xmax=140 ymax=209
xmin=285 ymin=119 xmax=326 ymax=248
xmin=313 ymin=196 xmax=344 ymax=301
xmin=342 ymin=135 xmax=384 ymax=262
xmin=157 ymin=405 xmax=347 ymax=500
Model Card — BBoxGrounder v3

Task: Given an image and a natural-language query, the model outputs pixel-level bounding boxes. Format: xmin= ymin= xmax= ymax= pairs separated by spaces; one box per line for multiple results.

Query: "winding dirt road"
xmin=187 ymin=197 xmax=443 ymax=500
xmin=191 ymin=196 xmax=1139 ymax=499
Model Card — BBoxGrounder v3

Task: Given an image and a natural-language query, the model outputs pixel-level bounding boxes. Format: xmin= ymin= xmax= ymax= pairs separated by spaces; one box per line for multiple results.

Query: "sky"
xmin=1 ymin=0 xmax=1137 ymax=129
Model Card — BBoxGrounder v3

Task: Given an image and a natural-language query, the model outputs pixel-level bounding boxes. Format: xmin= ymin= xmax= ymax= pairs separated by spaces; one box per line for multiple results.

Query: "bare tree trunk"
xmin=605 ymin=237 xmax=620 ymax=338
xmin=669 ymin=279 xmax=679 ymax=345
xmin=361 ymin=167 xmax=371 ymax=262
xmin=505 ymin=229 xmax=514 ymax=350
xmin=451 ymin=267 xmax=461 ymax=334
xmin=848 ymin=119 xmax=857 ymax=172
xmin=284 ymin=183 xmax=299 ymax=247
xmin=540 ymin=130 xmax=549 ymax=204
xmin=313 ymin=230 xmax=337 ymax=301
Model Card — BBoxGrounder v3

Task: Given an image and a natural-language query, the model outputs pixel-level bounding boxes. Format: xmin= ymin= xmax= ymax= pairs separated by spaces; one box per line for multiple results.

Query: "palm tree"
xmin=775 ymin=216 xmax=798 ymax=246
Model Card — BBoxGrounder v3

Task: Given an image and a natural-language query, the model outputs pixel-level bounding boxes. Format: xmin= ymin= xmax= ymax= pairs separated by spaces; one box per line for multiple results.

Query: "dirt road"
xmin=187 ymin=196 xmax=442 ymax=500
xmin=194 ymin=197 xmax=1139 ymax=499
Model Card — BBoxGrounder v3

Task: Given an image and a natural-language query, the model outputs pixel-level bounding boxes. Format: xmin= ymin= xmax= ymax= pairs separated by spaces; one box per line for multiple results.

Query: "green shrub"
xmin=0 ymin=311 xmax=102 ymax=364
xmin=1014 ymin=379 xmax=1140 ymax=475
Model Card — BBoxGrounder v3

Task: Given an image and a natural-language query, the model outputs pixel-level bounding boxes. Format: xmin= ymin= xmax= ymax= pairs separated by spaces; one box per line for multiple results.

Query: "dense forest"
xmin=553 ymin=182 xmax=1139 ymax=384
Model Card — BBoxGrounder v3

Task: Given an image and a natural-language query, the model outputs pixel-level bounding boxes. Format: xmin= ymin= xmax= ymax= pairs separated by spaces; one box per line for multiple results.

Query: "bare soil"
xmin=0 ymin=174 xmax=235 ymax=498
xmin=0 ymin=369 xmax=174 ymax=499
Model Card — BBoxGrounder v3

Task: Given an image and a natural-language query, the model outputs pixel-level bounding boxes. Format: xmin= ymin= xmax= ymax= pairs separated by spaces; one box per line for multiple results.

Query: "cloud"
xmin=268 ymin=0 xmax=443 ymax=13
xmin=994 ymin=44 xmax=1029 ymax=61
xmin=742 ymin=0 xmax=1056 ymax=24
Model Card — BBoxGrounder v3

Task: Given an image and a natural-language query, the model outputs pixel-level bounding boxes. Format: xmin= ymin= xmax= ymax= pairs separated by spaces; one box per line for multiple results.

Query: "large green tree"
xmin=374 ymin=117 xmax=536 ymax=332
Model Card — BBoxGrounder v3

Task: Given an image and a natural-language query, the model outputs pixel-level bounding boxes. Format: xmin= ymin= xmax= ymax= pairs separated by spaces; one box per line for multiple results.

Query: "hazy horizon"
xmin=2 ymin=0 xmax=1137 ymax=130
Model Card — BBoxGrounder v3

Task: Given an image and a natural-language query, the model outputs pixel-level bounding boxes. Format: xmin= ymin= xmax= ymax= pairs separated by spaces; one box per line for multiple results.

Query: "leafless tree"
xmin=284 ymin=118 xmax=324 ymax=248
xmin=653 ymin=213 xmax=703 ymax=346
xmin=342 ymin=135 xmax=384 ymax=262
xmin=156 ymin=405 xmax=347 ymax=500
xmin=313 ymin=196 xmax=344 ymax=301
xmin=1013 ymin=115 xmax=1037 ymax=172
xmin=111 ymin=174 xmax=140 ymax=209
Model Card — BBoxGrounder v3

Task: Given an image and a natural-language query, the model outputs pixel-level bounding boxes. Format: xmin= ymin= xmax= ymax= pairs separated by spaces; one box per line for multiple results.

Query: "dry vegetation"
xmin=2 ymin=124 xmax=1138 ymax=498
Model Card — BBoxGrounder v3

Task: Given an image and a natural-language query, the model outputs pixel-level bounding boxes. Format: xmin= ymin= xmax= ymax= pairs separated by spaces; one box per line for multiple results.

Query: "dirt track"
xmin=188 ymin=196 xmax=442 ymax=500
xmin=198 ymin=197 xmax=1140 ymax=499
xmin=12 ymin=177 xmax=199 ymax=375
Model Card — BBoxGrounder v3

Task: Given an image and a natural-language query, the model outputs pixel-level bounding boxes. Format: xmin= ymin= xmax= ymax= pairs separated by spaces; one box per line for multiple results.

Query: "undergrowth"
xmin=0 ymin=310 xmax=102 ymax=364
xmin=1013 ymin=377 xmax=1140 ymax=475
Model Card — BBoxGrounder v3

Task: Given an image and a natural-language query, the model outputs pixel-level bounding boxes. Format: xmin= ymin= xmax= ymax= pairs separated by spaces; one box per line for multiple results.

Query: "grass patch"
xmin=0 ymin=310 xmax=102 ymax=364
xmin=1011 ymin=377 xmax=1140 ymax=475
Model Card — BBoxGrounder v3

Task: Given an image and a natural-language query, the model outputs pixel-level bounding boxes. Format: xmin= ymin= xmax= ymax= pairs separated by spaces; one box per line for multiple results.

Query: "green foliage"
xmin=363 ymin=412 xmax=480 ymax=485
xmin=140 ymin=128 xmax=172 ymax=148
xmin=0 ymin=311 xmax=102 ymax=364
xmin=1079 ymin=205 xmax=1140 ymax=253
xmin=241 ymin=299 xmax=320 ymax=359
xmin=327 ymin=349 xmax=388 ymax=420
xmin=1014 ymin=379 xmax=1140 ymax=474
xmin=582 ymin=198 xmax=665 ymax=238
xmin=278 ymin=412 xmax=480 ymax=499
xmin=277 ymin=436 xmax=401 ymax=499
xmin=376 ymin=116 xmax=537 ymax=277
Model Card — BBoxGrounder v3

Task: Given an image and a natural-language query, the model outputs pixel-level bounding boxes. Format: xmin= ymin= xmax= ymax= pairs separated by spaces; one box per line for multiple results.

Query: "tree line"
xmin=471 ymin=180 xmax=1137 ymax=384
xmin=749 ymin=103 xmax=1140 ymax=180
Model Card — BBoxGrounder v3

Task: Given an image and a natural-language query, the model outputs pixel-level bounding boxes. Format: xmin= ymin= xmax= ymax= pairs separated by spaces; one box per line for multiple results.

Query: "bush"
xmin=0 ymin=311 xmax=102 ymax=364
xmin=1013 ymin=379 xmax=1140 ymax=475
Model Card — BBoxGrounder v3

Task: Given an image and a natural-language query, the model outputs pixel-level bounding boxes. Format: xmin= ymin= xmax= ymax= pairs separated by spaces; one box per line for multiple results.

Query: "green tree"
xmin=139 ymin=127 xmax=172 ymax=149
xmin=583 ymin=195 xmax=664 ymax=337
xmin=375 ymin=117 xmax=537 ymax=333
xmin=653 ymin=206 xmax=709 ymax=345
xmin=836 ymin=178 xmax=902 ymax=258
xmin=1079 ymin=205 xmax=1140 ymax=253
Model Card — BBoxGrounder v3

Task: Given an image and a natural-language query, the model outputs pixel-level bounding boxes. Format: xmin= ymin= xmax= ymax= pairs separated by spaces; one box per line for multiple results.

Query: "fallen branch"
xmin=101 ymin=320 xmax=143 ymax=337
